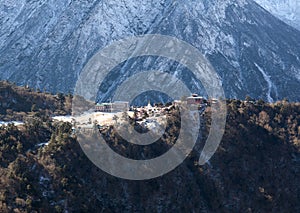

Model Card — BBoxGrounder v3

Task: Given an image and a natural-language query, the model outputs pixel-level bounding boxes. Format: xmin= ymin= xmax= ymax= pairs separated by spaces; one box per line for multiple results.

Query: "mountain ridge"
xmin=0 ymin=0 xmax=299 ymax=102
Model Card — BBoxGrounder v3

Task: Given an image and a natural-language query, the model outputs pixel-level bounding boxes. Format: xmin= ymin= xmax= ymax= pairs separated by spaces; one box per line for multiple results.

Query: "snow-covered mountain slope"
xmin=255 ymin=0 xmax=300 ymax=31
xmin=0 ymin=0 xmax=300 ymax=102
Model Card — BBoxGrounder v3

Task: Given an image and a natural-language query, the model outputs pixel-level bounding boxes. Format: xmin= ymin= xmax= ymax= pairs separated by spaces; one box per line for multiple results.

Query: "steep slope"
xmin=255 ymin=0 xmax=300 ymax=31
xmin=0 ymin=0 xmax=300 ymax=102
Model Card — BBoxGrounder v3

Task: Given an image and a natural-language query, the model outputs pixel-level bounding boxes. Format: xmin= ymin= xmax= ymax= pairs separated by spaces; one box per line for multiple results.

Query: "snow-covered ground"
xmin=36 ymin=142 xmax=50 ymax=147
xmin=0 ymin=121 xmax=24 ymax=127
xmin=138 ymin=116 xmax=167 ymax=134
xmin=53 ymin=110 xmax=169 ymax=135
xmin=53 ymin=112 xmax=134 ymax=127
xmin=255 ymin=0 xmax=300 ymax=30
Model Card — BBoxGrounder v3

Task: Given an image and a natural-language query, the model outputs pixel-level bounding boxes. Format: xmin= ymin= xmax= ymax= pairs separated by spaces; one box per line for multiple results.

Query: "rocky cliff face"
xmin=0 ymin=0 xmax=300 ymax=102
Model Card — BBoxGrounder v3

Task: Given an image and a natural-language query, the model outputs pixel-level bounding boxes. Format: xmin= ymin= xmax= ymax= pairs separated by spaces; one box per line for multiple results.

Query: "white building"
xmin=95 ymin=101 xmax=129 ymax=113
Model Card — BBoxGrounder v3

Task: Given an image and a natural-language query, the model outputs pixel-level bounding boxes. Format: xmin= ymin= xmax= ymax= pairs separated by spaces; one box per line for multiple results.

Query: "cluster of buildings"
xmin=94 ymin=94 xmax=218 ymax=113
xmin=75 ymin=94 xmax=217 ymax=132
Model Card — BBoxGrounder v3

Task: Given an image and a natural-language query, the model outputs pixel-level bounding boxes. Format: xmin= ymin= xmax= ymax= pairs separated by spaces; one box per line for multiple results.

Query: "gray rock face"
xmin=0 ymin=0 xmax=300 ymax=102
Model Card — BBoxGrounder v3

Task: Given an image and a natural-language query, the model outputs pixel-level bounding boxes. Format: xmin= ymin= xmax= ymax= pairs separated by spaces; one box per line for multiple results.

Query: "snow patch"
xmin=254 ymin=63 xmax=275 ymax=102
xmin=0 ymin=121 xmax=24 ymax=127
xmin=255 ymin=0 xmax=300 ymax=30
xmin=36 ymin=142 xmax=50 ymax=147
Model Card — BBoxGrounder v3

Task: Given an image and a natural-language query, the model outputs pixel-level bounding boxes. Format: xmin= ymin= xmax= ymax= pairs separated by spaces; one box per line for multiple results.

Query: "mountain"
xmin=0 ymin=0 xmax=300 ymax=102
xmin=254 ymin=0 xmax=300 ymax=31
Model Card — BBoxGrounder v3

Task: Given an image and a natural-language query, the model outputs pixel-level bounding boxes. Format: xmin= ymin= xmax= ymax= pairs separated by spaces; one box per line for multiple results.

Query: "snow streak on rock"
xmin=254 ymin=63 xmax=276 ymax=102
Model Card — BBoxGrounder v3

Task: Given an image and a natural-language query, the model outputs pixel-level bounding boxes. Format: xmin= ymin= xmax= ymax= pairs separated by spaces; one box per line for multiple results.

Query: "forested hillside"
xmin=0 ymin=83 xmax=299 ymax=212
